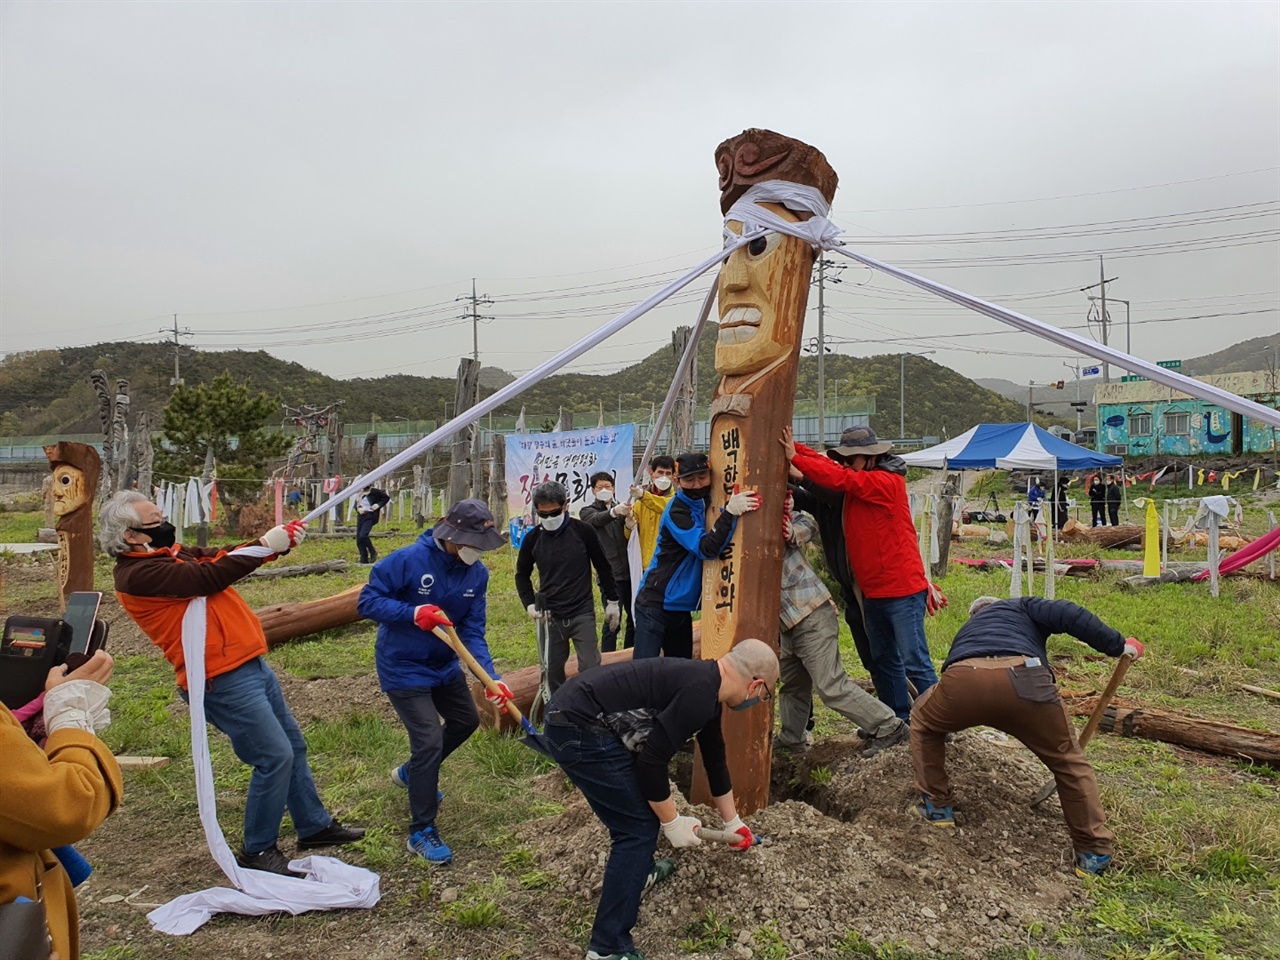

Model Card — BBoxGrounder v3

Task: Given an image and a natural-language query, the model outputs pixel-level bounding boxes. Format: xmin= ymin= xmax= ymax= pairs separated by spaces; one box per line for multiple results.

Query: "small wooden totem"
xmin=693 ymin=129 xmax=838 ymax=814
xmin=45 ymin=442 xmax=102 ymax=608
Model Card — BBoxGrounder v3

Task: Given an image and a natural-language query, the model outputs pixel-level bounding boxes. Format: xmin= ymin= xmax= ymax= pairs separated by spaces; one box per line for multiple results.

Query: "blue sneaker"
xmin=908 ymin=794 xmax=955 ymax=827
xmin=407 ymin=826 xmax=453 ymax=865
xmin=390 ymin=765 xmax=442 ymax=803
xmin=1074 ymin=851 xmax=1112 ymax=877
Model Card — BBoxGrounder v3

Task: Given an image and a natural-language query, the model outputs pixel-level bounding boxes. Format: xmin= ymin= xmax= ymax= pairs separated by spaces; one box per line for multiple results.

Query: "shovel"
xmin=695 ymin=826 xmax=764 ymax=848
xmin=530 ymin=591 xmax=551 ymax=727
xmin=1030 ymin=649 xmax=1137 ymax=807
xmin=430 ymin=624 xmax=551 ymax=758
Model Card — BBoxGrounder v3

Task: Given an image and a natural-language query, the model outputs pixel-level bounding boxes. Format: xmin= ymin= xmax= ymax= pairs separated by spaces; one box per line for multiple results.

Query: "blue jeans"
xmin=386 ymin=676 xmax=480 ymax=833
xmin=356 ymin=514 xmax=378 ymax=563
xmin=184 ymin=657 xmax=332 ymax=853
xmin=862 ymin=590 xmax=938 ymax=721
xmin=543 ymin=720 xmax=659 ymax=956
xmin=632 ymin=604 xmax=693 ymax=660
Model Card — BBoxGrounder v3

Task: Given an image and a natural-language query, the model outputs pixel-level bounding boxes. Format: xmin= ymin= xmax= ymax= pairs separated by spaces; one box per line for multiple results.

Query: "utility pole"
xmin=809 ymin=259 xmax=844 ymax=446
xmin=457 ymin=279 xmax=495 ymax=363
xmin=1079 ymin=258 xmax=1118 ymax=383
xmin=160 ymin=315 xmax=193 ymax=387
xmin=1063 ymin=360 xmax=1085 ymax=434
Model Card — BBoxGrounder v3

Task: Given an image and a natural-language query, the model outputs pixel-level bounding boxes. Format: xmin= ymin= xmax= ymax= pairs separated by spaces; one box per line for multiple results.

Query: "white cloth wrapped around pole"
xmin=1009 ymin=501 xmax=1028 ymax=599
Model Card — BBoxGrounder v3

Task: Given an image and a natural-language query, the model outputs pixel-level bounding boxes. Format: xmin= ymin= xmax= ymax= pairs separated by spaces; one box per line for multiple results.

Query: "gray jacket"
xmin=580 ymin=499 xmax=631 ymax=581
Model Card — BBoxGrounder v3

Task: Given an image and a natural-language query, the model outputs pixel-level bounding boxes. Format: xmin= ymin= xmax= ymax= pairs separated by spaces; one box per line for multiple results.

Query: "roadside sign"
xmin=1120 ymin=375 xmax=1147 ymax=383
xmin=1082 ymin=366 xmax=1101 ymax=377
xmin=1157 ymin=360 xmax=1182 ymax=369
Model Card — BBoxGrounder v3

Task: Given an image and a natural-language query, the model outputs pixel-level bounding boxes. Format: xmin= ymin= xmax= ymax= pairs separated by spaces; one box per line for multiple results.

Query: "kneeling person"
xmin=543 ymin=639 xmax=777 ymax=960
xmin=909 ymin=595 xmax=1141 ymax=877
xmin=358 ymin=499 xmax=511 ymax=865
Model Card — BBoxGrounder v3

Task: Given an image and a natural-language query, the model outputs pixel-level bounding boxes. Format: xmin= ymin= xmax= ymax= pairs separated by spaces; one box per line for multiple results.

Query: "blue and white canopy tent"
xmin=902 ymin=424 xmax=1123 ymax=600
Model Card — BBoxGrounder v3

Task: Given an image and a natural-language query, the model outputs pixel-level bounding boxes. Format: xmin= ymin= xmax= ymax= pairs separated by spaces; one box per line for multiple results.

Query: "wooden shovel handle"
xmin=1078 ymin=651 xmax=1136 ymax=748
xmin=696 ymin=827 xmax=744 ymax=845
xmin=431 ymin=624 xmax=529 ymax=728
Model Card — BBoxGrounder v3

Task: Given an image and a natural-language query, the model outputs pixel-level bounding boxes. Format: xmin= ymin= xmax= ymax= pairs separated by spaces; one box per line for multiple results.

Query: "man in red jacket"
xmin=781 ymin=425 xmax=937 ymax=720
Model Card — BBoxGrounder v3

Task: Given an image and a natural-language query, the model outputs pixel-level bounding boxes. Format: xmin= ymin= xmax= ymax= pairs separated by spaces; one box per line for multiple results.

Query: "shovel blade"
xmin=1030 ymin=780 xmax=1058 ymax=807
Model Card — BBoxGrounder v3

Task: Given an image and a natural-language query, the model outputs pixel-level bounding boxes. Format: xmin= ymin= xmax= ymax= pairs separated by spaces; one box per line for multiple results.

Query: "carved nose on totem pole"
xmin=690 ymin=130 xmax=838 ymax=816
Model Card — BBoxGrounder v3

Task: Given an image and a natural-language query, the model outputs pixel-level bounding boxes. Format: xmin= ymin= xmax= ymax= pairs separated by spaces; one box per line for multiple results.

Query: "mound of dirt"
xmin=520 ymin=734 xmax=1087 ymax=959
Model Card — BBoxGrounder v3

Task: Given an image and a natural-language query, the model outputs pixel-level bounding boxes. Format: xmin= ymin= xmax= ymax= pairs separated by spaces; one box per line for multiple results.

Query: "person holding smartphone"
xmin=1 ymin=650 xmax=121 ymax=960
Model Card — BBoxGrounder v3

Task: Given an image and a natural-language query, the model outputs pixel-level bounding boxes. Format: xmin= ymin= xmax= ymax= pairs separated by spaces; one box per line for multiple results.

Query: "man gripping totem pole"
xmin=692 ymin=129 xmax=839 ymax=813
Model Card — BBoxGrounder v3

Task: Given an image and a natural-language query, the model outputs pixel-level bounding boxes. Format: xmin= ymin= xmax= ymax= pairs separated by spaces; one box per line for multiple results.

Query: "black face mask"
xmin=687 ymin=486 xmax=712 ymax=502
xmin=131 ymin=521 xmax=176 ymax=550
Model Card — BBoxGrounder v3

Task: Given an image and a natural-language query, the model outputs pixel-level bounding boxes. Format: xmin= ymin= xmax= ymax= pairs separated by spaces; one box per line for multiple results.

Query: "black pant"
xmin=1054 ymin=499 xmax=1069 ymax=530
xmin=839 ymin=582 xmax=874 ymax=674
xmin=1108 ymin=504 xmax=1120 ymax=526
xmin=356 ymin=514 xmax=378 ymax=563
xmin=600 ymin=577 xmax=635 ymax=652
xmin=632 ymin=604 xmax=693 ymax=659
xmin=1090 ymin=503 xmax=1105 ymax=527
xmin=386 ymin=676 xmax=479 ymax=833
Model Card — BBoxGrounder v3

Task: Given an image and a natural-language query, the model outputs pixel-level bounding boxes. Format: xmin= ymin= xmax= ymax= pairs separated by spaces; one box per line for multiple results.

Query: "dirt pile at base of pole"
xmin=520 ymin=732 xmax=1088 ymax=959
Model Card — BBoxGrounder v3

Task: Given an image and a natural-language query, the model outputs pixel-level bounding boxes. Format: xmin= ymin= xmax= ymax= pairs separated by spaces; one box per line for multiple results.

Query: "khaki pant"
xmin=777 ymin=602 xmax=900 ymax=747
xmin=910 ymin=655 xmax=1114 ymax=855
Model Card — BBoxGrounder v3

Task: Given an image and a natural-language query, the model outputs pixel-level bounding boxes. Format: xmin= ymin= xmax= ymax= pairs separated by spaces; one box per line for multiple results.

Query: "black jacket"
xmin=943 ymin=597 xmax=1125 ymax=671
xmin=1088 ymin=481 xmax=1105 ymax=504
xmin=1105 ymin=482 xmax=1122 ymax=505
xmin=515 ymin=518 xmax=618 ymax=618
xmin=579 ymin=499 xmax=630 ymax=582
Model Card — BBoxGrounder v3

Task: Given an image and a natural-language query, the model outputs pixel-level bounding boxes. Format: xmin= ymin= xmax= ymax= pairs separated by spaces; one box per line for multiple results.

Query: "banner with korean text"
xmin=505 ymin=423 xmax=635 ymax=521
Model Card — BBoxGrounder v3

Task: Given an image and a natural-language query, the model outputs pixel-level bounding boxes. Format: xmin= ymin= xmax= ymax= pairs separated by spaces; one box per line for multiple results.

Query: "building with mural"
xmin=1094 ymin=370 xmax=1278 ymax=457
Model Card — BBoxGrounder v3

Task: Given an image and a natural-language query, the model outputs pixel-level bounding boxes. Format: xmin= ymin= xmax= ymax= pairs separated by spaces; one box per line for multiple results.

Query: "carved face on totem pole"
xmin=714 ymin=130 xmax=839 ymax=378
xmin=49 ymin=463 xmax=90 ymax=517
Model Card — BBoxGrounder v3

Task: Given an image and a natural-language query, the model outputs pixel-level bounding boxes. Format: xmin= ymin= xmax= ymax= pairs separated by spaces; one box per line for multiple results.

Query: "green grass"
xmin=679 ymin=910 xmax=734 ymax=953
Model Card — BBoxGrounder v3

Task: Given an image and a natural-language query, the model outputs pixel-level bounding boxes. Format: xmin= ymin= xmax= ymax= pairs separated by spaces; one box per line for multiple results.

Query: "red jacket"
xmin=790 ymin=442 xmax=928 ymax=600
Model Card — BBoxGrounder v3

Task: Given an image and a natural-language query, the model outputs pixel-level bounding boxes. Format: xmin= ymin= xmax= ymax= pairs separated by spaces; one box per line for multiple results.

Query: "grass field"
xmin=2 ymin=492 xmax=1278 ymax=960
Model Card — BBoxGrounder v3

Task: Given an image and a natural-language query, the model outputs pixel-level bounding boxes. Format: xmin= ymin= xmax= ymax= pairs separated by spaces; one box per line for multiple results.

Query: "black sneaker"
xmin=861 ymin=722 xmax=910 ymax=758
xmin=237 ymin=844 xmax=305 ymax=877
xmin=297 ymin=818 xmax=366 ymax=850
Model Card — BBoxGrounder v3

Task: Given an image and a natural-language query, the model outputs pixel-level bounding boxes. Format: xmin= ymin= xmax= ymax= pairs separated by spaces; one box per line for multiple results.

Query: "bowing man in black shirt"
xmin=543 ymin=638 xmax=779 ymax=960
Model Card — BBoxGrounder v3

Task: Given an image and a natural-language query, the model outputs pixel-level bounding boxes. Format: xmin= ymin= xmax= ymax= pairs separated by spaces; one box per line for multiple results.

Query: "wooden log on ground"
xmin=1060 ymin=521 xmax=1146 ymax=548
xmin=254 ymin=584 xmax=365 ymax=646
xmin=1119 ymin=568 xmax=1203 ymax=589
xmin=114 ymin=756 xmax=171 ymax=771
xmin=249 ymin=559 xmax=349 ymax=580
xmin=1065 ymin=695 xmax=1280 ymax=765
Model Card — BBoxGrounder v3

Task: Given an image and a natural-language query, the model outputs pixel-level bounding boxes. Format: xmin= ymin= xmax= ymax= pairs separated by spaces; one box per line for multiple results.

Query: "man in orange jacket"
xmin=781 ymin=426 xmax=938 ymax=720
xmin=100 ymin=491 xmax=364 ymax=877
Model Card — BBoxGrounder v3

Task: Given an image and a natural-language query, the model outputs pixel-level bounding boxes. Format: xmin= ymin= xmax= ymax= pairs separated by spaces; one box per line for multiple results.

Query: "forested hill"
xmin=1 ymin=326 xmax=1025 ymax=440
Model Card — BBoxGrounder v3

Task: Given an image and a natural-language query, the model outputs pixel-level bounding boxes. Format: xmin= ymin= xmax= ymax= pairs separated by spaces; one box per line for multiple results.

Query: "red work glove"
xmin=723 ymin=815 xmax=754 ymax=851
xmin=1123 ymin=638 xmax=1143 ymax=659
xmin=781 ymin=491 xmax=794 ymax=542
xmin=485 ymin=680 xmax=515 ymax=714
xmin=925 ymin=582 xmax=948 ymax=617
xmin=284 ymin=519 xmax=308 ymax=548
xmin=413 ymin=605 xmax=453 ymax=632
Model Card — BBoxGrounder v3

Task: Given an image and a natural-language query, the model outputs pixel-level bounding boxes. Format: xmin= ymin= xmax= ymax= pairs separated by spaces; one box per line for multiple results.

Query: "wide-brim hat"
xmin=433 ymin=498 xmax=505 ymax=550
xmin=675 ymin=451 xmax=711 ymax=478
xmin=829 ymin=425 xmax=893 ymax=458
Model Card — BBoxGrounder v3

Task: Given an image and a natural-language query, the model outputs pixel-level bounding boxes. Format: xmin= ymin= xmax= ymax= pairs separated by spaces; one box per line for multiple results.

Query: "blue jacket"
xmin=358 ymin=531 xmax=497 ymax=692
xmin=943 ymin=597 xmax=1124 ymax=672
xmin=635 ymin=489 xmax=738 ymax=612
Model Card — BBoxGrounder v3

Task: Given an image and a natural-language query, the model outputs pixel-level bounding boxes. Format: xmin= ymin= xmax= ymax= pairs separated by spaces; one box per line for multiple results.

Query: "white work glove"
xmin=725 ymin=488 xmax=762 ymax=517
xmin=260 ymin=524 xmax=294 ymax=553
xmin=629 ymin=484 xmax=646 ymax=501
xmin=661 ymin=814 xmax=703 ymax=849
xmin=612 ymin=502 xmax=633 ymax=519
xmin=43 ymin=679 xmax=112 ymax=735
xmin=605 ymin=600 xmax=621 ymax=631
xmin=527 ymin=604 xmax=544 ymax=621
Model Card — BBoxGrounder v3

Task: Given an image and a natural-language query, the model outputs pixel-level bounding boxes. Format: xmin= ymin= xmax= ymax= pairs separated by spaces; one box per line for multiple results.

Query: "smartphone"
xmin=62 ymin=591 xmax=103 ymax=669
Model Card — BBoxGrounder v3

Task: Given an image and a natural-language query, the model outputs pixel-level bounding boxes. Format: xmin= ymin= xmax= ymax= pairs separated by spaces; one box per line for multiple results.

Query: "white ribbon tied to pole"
xmin=147 ymin=544 xmax=380 ymax=935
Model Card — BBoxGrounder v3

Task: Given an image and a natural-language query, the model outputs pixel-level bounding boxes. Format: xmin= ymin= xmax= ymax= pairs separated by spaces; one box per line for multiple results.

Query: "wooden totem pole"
xmin=692 ymin=130 xmax=838 ymax=814
xmin=45 ymin=442 xmax=102 ymax=608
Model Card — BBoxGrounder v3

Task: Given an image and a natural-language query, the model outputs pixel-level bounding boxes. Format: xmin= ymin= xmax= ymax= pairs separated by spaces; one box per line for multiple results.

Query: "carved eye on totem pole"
xmin=50 ymin=463 xmax=89 ymax=517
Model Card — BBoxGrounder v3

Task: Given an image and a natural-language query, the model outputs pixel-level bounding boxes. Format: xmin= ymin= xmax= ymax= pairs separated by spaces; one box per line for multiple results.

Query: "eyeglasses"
xmin=535 ymin=507 xmax=564 ymax=519
xmin=753 ymin=677 xmax=774 ymax=703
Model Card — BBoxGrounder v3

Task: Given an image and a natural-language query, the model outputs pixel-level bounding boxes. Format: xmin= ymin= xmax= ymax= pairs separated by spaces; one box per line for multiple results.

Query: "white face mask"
xmin=458 ymin=546 xmax=484 ymax=566
xmin=596 ymin=488 xmax=615 ymax=503
xmin=539 ymin=512 xmax=566 ymax=532
xmin=652 ymin=475 xmax=673 ymax=492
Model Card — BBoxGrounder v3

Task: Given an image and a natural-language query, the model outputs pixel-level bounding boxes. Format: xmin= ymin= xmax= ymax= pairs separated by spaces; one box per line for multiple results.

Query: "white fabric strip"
xmin=147 ymin=543 xmax=379 ymax=935
xmin=722 ymin=181 xmax=840 ymax=250
xmin=828 ymin=246 xmax=1280 ymax=429
xmin=303 ymin=241 xmax=745 ymax=522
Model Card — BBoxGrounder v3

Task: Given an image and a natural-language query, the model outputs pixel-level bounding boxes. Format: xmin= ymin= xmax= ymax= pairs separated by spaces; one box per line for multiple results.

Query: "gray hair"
xmin=532 ymin=481 xmax=567 ymax=508
xmin=969 ymin=596 xmax=1003 ymax=617
xmin=99 ymin=491 xmax=151 ymax=556
xmin=723 ymin=638 xmax=780 ymax=685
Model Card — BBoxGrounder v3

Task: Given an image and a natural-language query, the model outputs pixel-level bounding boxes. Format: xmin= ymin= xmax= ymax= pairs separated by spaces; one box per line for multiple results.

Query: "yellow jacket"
xmin=0 ymin=704 xmax=122 ymax=960
xmin=633 ymin=489 xmax=674 ymax=570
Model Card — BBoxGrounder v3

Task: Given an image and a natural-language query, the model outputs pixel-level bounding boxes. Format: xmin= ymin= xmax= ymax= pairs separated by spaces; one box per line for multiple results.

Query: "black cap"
xmin=675 ymin=451 xmax=710 ymax=478
xmin=433 ymin=498 xmax=505 ymax=551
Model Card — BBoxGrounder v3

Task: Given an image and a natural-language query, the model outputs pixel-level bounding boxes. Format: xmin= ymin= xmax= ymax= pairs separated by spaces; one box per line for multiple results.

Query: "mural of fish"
xmin=1104 ymin=414 xmax=1125 ymax=428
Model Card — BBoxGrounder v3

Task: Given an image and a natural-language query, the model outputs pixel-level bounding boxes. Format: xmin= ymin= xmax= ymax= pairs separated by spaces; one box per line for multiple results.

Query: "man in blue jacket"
xmin=632 ymin=452 xmax=760 ymax=660
xmin=357 ymin=499 xmax=512 ymax=865
xmin=908 ymin=595 xmax=1143 ymax=877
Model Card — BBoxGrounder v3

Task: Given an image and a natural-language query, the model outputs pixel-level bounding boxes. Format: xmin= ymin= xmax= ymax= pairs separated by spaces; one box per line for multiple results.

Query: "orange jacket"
xmin=1 ymin=705 xmax=122 ymax=960
xmin=114 ymin=543 xmax=271 ymax=689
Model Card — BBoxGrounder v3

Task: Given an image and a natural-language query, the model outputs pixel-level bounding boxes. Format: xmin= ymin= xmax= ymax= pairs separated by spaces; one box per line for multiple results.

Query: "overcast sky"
xmin=2 ymin=1 xmax=1277 ymax=397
